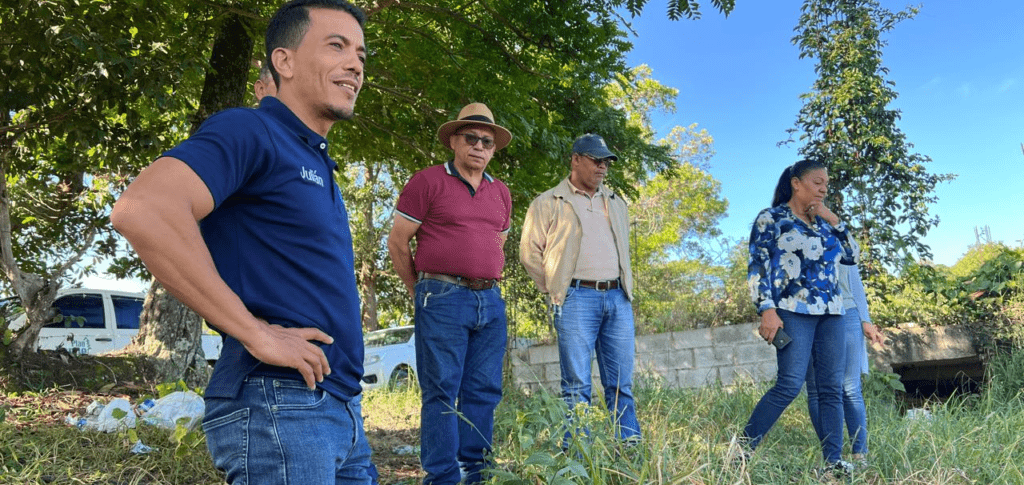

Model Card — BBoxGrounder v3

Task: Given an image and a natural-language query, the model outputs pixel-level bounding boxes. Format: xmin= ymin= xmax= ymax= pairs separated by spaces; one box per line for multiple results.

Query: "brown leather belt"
xmin=418 ymin=272 xmax=498 ymax=290
xmin=571 ymin=278 xmax=620 ymax=291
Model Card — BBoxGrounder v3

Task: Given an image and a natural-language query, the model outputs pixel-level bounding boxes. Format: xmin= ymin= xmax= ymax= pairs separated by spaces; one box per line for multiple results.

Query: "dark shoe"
xmin=816 ymin=460 xmax=854 ymax=483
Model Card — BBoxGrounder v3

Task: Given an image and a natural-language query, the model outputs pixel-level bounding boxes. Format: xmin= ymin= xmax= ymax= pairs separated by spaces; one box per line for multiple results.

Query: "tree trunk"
xmin=130 ymin=281 xmax=211 ymax=387
xmin=360 ymin=260 xmax=380 ymax=331
xmin=125 ymin=13 xmax=255 ymax=385
xmin=4 ymin=275 xmax=59 ymax=358
xmin=358 ymin=164 xmax=382 ymax=331
xmin=0 ymin=106 xmax=62 ymax=358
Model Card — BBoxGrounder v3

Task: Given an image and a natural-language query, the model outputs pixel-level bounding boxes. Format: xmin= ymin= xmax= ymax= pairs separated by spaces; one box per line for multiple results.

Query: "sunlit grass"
xmin=2 ymin=352 xmax=1024 ymax=484
xmin=487 ymin=368 xmax=1024 ymax=484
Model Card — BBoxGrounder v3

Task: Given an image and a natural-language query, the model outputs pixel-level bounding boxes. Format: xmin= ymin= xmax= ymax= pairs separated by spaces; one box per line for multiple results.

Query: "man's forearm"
xmin=387 ymin=243 xmax=417 ymax=295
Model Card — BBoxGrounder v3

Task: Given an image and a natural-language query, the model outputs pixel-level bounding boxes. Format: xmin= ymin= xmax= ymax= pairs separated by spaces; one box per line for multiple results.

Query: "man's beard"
xmin=326 ymin=104 xmax=355 ymax=121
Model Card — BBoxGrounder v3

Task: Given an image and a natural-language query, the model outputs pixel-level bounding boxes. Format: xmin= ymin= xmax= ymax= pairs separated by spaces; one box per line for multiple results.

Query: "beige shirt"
xmin=567 ymin=181 xmax=619 ymax=281
xmin=520 ymin=178 xmax=634 ymax=305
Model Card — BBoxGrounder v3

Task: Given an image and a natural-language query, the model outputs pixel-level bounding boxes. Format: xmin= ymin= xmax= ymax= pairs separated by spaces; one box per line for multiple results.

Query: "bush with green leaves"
xmin=867 ymin=243 xmax=1024 ymax=351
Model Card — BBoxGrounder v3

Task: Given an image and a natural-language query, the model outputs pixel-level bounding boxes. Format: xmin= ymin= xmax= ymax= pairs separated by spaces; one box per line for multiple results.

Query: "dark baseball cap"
xmin=571 ymin=134 xmax=618 ymax=162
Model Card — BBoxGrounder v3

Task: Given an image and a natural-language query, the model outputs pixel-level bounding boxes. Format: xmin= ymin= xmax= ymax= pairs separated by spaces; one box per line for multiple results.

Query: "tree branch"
xmin=351 ymin=115 xmax=434 ymax=160
xmin=382 ymin=2 xmax=540 ymax=76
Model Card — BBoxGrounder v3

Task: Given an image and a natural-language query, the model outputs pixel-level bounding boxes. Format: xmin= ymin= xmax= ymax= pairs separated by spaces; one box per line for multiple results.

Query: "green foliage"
xmin=601 ymin=66 xmax=745 ymax=333
xmin=4 ymin=0 xmax=743 ymax=354
xmin=623 ymin=0 xmax=736 ymax=20
xmin=51 ymin=313 xmax=86 ymax=329
xmin=491 ymin=388 xmax=651 ymax=484
xmin=1 ymin=0 xmax=210 ymax=279
xmin=784 ymin=0 xmax=954 ymax=270
xmin=633 ymin=237 xmax=757 ymax=332
xmin=957 ymin=244 xmax=1024 ymax=349
xmin=985 ymin=349 xmax=1024 ymax=404
xmin=862 ymin=366 xmax=906 ymax=400
xmin=155 ymin=379 xmax=202 ymax=398
xmin=171 ymin=418 xmax=206 ymax=459
xmin=867 ymin=243 xmax=1024 ymax=353
xmin=867 ymin=262 xmax=958 ymax=327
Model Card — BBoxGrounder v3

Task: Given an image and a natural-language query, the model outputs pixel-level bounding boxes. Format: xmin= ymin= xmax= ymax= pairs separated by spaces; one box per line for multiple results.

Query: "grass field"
xmin=2 ymin=352 xmax=1024 ymax=484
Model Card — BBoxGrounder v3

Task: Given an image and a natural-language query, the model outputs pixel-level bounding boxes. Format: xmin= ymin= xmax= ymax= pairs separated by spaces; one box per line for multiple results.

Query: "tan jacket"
xmin=519 ymin=178 xmax=634 ymax=305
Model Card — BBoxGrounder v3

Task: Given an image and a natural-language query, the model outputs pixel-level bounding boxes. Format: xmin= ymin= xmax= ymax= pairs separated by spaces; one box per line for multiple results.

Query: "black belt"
xmin=418 ymin=272 xmax=498 ymax=290
xmin=571 ymin=278 xmax=620 ymax=291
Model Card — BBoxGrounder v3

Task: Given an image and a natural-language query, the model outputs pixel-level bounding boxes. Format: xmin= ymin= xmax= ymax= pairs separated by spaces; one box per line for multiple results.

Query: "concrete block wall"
xmin=509 ymin=321 xmax=778 ymax=392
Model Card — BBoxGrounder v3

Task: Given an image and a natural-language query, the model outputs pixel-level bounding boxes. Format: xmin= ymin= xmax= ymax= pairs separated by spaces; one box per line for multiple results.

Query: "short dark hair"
xmin=771 ymin=159 xmax=826 ymax=207
xmin=265 ymin=0 xmax=366 ymax=85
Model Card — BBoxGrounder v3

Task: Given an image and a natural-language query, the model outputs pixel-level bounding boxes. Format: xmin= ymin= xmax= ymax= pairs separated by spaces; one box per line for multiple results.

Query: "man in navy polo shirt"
xmin=111 ymin=1 xmax=375 ymax=483
xmin=387 ymin=103 xmax=513 ymax=485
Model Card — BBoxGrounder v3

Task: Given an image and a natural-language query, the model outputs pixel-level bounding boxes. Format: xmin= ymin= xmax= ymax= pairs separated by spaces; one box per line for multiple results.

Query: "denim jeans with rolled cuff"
xmin=553 ymin=285 xmax=641 ymax=442
xmin=414 ymin=278 xmax=507 ymax=485
xmin=743 ymin=309 xmax=845 ymax=463
xmin=202 ymin=376 xmax=375 ymax=485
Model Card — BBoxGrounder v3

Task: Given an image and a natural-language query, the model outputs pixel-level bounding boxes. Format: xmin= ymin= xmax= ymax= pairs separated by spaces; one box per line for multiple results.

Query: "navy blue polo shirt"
xmin=162 ymin=96 xmax=363 ymax=402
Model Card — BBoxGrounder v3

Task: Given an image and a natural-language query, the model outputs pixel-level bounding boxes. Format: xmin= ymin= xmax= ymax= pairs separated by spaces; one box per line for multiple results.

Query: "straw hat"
xmin=436 ymin=102 xmax=512 ymax=150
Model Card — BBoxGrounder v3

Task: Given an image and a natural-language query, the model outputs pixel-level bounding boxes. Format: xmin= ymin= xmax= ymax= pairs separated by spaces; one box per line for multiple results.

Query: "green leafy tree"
xmin=623 ymin=0 xmax=736 ymax=20
xmin=125 ymin=9 xmax=261 ymax=385
xmin=783 ymin=0 xmax=954 ymax=272
xmin=629 ymin=126 xmax=733 ymax=331
xmin=600 ymin=65 xmax=738 ymax=332
xmin=0 ymin=0 xmax=207 ymax=359
xmin=2 ymin=0 xmax=741 ymax=365
xmin=869 ymin=242 xmax=1024 ymax=350
xmin=338 ymin=163 xmax=408 ymax=331
xmin=340 ymin=4 xmax=701 ymax=338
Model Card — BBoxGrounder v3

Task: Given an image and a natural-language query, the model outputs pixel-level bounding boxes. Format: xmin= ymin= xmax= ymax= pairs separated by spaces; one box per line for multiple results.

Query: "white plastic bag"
xmin=141 ymin=391 xmax=205 ymax=430
xmin=80 ymin=398 xmax=137 ymax=433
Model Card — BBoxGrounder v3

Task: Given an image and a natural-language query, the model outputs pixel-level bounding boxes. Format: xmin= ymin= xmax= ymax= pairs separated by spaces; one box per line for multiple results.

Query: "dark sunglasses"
xmin=456 ymin=133 xmax=496 ymax=149
xmin=581 ymin=154 xmax=612 ymax=167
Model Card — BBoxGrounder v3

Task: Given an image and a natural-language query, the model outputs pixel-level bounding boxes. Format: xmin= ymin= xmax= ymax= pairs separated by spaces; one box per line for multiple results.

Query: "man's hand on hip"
xmin=240 ymin=319 xmax=335 ymax=390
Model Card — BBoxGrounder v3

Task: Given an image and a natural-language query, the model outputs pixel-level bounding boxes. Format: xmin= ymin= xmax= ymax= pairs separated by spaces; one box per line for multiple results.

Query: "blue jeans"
xmin=743 ymin=310 xmax=845 ymax=463
xmin=553 ymin=285 xmax=641 ymax=441
xmin=807 ymin=308 xmax=869 ymax=454
xmin=414 ymin=278 xmax=507 ymax=485
xmin=202 ymin=377 xmax=375 ymax=485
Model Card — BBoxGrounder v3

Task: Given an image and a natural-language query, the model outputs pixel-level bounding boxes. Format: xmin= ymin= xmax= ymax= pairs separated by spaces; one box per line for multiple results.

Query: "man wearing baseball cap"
xmin=387 ymin=102 xmax=512 ymax=484
xmin=520 ymin=133 xmax=642 ymax=446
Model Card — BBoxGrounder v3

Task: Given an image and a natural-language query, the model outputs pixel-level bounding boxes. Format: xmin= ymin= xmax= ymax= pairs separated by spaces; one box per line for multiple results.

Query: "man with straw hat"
xmin=387 ymin=102 xmax=512 ymax=485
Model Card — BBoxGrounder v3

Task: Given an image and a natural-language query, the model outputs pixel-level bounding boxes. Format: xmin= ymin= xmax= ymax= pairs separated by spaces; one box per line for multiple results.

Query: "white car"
xmin=361 ymin=325 xmax=416 ymax=390
xmin=6 ymin=287 xmax=221 ymax=362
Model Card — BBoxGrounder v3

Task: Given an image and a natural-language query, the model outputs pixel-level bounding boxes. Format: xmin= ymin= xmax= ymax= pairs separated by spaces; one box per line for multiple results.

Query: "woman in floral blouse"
xmin=740 ymin=159 xmax=859 ymax=474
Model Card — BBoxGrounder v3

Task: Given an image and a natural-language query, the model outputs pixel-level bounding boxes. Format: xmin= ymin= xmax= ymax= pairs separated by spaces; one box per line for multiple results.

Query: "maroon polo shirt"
xmin=395 ymin=161 xmax=511 ymax=280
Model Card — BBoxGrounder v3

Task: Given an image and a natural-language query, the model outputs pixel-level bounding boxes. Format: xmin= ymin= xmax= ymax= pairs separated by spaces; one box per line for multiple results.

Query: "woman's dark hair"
xmin=265 ymin=0 xmax=366 ymax=85
xmin=771 ymin=159 xmax=826 ymax=207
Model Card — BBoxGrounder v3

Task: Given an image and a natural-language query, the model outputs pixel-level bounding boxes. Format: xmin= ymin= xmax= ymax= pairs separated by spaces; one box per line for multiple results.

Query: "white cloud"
xmin=998 ymin=79 xmax=1017 ymax=93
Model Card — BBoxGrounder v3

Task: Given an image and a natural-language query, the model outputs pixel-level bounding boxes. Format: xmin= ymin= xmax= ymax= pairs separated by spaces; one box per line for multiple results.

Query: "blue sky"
xmin=622 ymin=0 xmax=1024 ymax=267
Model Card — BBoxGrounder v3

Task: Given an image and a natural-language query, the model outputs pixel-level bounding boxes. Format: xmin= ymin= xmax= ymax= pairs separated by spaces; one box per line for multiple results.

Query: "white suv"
xmin=6 ymin=288 xmax=221 ymax=362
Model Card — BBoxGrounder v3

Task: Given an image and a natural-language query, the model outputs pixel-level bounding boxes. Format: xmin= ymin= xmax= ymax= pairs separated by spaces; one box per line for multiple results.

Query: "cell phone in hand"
xmin=771 ymin=328 xmax=792 ymax=349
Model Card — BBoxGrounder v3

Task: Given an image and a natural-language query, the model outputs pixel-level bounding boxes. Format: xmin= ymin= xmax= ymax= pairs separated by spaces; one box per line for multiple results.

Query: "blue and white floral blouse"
xmin=747 ymin=204 xmax=859 ymax=315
